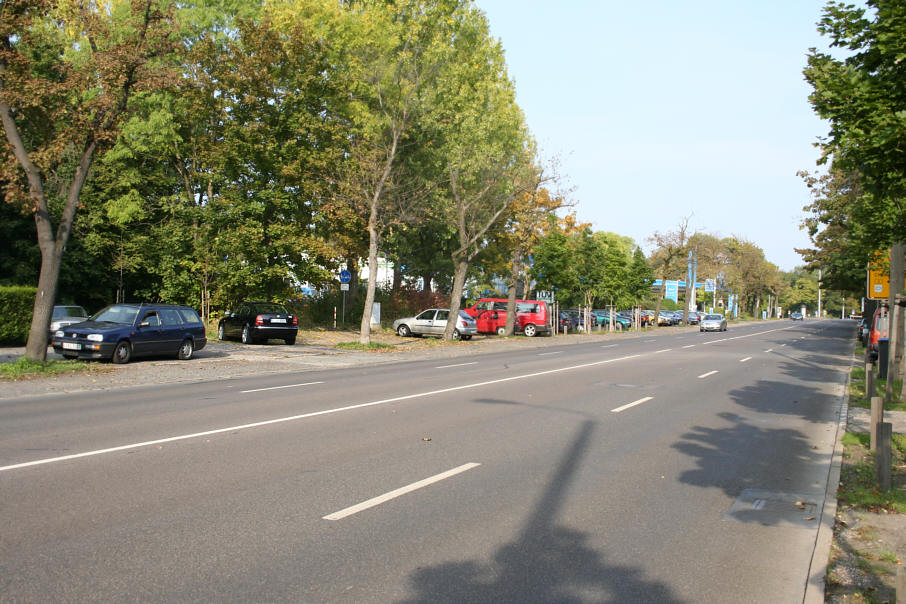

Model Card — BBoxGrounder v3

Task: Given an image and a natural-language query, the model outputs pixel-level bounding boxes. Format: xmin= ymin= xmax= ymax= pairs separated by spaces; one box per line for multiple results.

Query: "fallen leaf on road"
xmin=422 ymin=437 xmax=431 ymax=442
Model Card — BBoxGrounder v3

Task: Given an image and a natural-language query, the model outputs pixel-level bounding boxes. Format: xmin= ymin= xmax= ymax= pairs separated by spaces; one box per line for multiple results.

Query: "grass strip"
xmin=0 ymin=357 xmax=94 ymax=381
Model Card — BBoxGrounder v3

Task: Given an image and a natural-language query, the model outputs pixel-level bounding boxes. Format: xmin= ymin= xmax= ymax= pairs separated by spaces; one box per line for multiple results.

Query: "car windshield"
xmin=253 ymin=303 xmax=288 ymax=314
xmin=704 ymin=314 xmax=723 ymax=320
xmin=458 ymin=311 xmax=473 ymax=320
xmin=90 ymin=305 xmax=140 ymax=325
xmin=53 ymin=306 xmax=87 ymax=319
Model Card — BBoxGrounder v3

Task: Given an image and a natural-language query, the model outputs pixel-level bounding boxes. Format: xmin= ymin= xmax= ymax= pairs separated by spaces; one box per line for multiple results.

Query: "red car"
xmin=464 ymin=298 xmax=551 ymax=337
xmin=868 ymin=306 xmax=889 ymax=360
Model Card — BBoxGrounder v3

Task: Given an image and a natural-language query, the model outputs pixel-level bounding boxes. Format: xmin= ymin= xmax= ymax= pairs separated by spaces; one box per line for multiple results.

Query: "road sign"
xmin=340 ymin=283 xmax=349 ymax=291
xmin=339 ymin=269 xmax=352 ymax=284
xmin=704 ymin=279 xmax=715 ymax=293
xmin=867 ymin=251 xmax=890 ymax=300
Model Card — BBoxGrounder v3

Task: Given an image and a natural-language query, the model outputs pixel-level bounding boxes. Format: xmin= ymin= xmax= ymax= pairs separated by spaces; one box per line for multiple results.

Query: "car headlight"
xmin=54 ymin=330 xmax=64 ymax=338
xmin=87 ymin=333 xmax=104 ymax=342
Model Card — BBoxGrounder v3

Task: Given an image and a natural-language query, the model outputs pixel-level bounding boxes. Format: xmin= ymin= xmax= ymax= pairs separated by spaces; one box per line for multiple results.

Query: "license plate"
xmin=270 ymin=318 xmax=286 ymax=324
xmin=62 ymin=342 xmax=81 ymax=350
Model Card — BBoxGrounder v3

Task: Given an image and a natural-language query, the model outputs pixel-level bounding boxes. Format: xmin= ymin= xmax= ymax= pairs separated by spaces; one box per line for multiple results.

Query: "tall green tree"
xmin=1 ymin=0 xmax=179 ymax=361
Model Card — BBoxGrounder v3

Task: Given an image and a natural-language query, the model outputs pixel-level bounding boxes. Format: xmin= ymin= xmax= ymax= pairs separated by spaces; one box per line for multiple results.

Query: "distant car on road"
xmin=49 ymin=305 xmax=89 ymax=336
xmin=219 ymin=301 xmax=298 ymax=345
xmin=790 ymin=312 xmax=804 ymax=321
xmin=700 ymin=313 xmax=727 ymax=332
xmin=393 ymin=309 xmax=476 ymax=340
xmin=52 ymin=303 xmax=206 ymax=364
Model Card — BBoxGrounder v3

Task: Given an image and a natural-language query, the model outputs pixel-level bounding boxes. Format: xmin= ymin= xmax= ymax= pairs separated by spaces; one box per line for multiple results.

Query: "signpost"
xmin=867 ymin=252 xmax=890 ymax=300
xmin=339 ymin=269 xmax=352 ymax=324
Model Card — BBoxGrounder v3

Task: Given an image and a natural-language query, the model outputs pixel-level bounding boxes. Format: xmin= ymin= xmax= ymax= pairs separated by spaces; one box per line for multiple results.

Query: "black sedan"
xmin=218 ymin=301 xmax=298 ymax=345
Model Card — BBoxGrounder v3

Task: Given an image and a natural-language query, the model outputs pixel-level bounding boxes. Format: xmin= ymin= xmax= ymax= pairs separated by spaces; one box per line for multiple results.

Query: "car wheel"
xmin=241 ymin=324 xmax=253 ymax=344
xmin=496 ymin=326 xmax=506 ymax=336
xmin=700 ymin=328 xmax=704 ymax=332
xmin=218 ymin=323 xmax=226 ymax=341
xmin=397 ymin=324 xmax=411 ymax=337
xmin=462 ymin=335 xmax=472 ymax=340
xmin=178 ymin=338 xmax=194 ymax=360
xmin=112 ymin=341 xmax=132 ymax=364
xmin=284 ymin=336 xmax=296 ymax=345
xmin=523 ymin=323 xmax=537 ymax=337
xmin=452 ymin=329 xmax=461 ymax=340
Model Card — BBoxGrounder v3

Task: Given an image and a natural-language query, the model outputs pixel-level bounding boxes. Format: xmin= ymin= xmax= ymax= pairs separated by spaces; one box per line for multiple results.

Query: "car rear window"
xmin=178 ymin=308 xmax=202 ymax=324
xmin=253 ymin=303 xmax=288 ymax=314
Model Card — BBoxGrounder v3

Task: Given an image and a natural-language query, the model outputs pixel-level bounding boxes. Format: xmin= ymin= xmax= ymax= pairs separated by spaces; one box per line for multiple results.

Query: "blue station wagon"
xmin=52 ymin=303 xmax=207 ymax=364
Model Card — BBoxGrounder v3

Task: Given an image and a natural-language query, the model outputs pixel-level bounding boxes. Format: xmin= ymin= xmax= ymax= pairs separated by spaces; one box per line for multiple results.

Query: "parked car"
xmin=393 ymin=308 xmax=476 ymax=339
xmin=868 ymin=306 xmax=889 ymax=360
xmin=49 ymin=305 xmax=89 ymax=336
xmin=790 ymin=312 xmax=803 ymax=320
xmin=472 ymin=308 xmax=522 ymax=335
xmin=219 ymin=301 xmax=298 ymax=345
xmin=52 ymin=303 xmax=206 ymax=363
xmin=558 ymin=311 xmax=580 ymax=332
xmin=463 ymin=298 xmax=551 ymax=337
xmin=592 ymin=309 xmax=631 ymax=330
xmin=686 ymin=311 xmax=701 ymax=325
xmin=700 ymin=313 xmax=728 ymax=332
xmin=857 ymin=317 xmax=869 ymax=342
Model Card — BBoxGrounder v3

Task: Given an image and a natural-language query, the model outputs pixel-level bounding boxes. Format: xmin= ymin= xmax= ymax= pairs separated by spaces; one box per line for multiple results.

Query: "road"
xmin=0 ymin=320 xmax=854 ymax=602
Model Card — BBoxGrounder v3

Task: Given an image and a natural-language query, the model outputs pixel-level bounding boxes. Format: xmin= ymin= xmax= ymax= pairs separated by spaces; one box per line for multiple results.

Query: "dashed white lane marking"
xmin=655 ymin=349 xmax=672 ymax=354
xmin=698 ymin=370 xmax=719 ymax=379
xmin=740 ymin=357 xmax=752 ymax=363
xmin=323 ymin=463 xmax=481 ymax=521
xmin=1 ymin=354 xmax=641 ymax=473
xmin=601 ymin=344 xmax=619 ymax=348
xmin=765 ymin=348 xmax=774 ymax=353
xmin=682 ymin=344 xmax=696 ymax=349
xmin=538 ymin=351 xmax=563 ymax=356
xmin=611 ymin=396 xmax=654 ymax=413
xmin=241 ymin=381 xmax=324 ymax=394
xmin=435 ymin=362 xmax=478 ymax=369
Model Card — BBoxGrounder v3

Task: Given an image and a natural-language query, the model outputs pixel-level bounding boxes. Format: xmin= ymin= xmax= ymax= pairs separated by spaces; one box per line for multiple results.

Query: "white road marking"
xmin=611 ymin=396 xmax=654 ymax=413
xmin=241 ymin=381 xmax=323 ymax=394
xmin=644 ymin=339 xmax=655 ymax=343
xmin=740 ymin=357 xmax=752 ymax=363
xmin=538 ymin=351 xmax=563 ymax=356
xmin=698 ymin=370 xmax=719 ymax=379
xmin=435 ymin=362 xmax=478 ymax=369
xmin=655 ymin=349 xmax=672 ymax=353
xmin=601 ymin=344 xmax=618 ymax=348
xmin=323 ymin=463 xmax=481 ymax=521
xmin=1 ymin=354 xmax=641 ymax=473
xmin=682 ymin=344 xmax=696 ymax=349
xmin=781 ymin=344 xmax=787 ymax=347
xmin=764 ymin=348 xmax=773 ymax=353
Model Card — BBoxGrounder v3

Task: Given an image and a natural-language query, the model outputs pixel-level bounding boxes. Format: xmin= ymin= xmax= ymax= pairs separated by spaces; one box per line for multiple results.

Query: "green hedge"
xmin=0 ymin=286 xmax=36 ymax=345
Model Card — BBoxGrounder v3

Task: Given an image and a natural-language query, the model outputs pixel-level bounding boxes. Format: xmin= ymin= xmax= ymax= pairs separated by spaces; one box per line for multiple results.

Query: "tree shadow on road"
xmin=399 ymin=420 xmax=685 ymax=603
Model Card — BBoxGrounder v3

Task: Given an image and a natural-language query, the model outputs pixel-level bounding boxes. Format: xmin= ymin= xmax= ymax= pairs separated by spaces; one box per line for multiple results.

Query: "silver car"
xmin=700 ymin=313 xmax=727 ymax=332
xmin=393 ymin=309 xmax=477 ymax=340
xmin=49 ymin=305 xmax=89 ymax=336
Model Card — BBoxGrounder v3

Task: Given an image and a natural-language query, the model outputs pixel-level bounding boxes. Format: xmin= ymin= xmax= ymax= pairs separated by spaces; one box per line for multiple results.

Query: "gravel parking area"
xmin=1 ymin=326 xmax=694 ymax=400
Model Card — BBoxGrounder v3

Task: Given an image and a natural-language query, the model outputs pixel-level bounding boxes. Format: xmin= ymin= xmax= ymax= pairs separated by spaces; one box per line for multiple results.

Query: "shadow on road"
xmin=399 ymin=420 xmax=685 ymax=603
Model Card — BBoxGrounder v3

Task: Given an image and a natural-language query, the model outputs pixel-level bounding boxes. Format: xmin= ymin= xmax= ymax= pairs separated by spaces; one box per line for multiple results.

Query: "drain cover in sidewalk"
xmin=725 ymin=489 xmax=820 ymax=528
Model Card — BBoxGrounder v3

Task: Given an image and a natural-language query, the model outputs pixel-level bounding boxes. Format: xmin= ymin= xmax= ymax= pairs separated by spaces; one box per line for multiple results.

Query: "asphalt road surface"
xmin=1 ymin=320 xmax=854 ymax=603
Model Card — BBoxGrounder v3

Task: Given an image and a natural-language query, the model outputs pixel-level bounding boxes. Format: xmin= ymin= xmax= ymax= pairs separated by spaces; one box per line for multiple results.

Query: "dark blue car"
xmin=52 ymin=303 xmax=207 ymax=364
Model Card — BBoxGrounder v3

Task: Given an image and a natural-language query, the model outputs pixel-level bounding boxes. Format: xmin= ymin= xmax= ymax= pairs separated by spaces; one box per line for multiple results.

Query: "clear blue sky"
xmin=478 ymin=1 xmax=833 ymax=271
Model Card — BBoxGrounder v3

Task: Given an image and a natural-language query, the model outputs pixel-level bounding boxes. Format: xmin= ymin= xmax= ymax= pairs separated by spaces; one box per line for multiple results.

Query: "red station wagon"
xmin=464 ymin=298 xmax=551 ymax=337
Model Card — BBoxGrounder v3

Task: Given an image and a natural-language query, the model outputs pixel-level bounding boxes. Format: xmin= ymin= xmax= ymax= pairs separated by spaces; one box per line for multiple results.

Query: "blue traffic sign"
xmin=339 ymin=269 xmax=352 ymax=284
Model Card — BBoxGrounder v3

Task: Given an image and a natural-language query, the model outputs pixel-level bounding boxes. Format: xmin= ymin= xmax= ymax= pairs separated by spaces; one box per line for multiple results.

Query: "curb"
xmin=803 ymin=348 xmax=852 ymax=603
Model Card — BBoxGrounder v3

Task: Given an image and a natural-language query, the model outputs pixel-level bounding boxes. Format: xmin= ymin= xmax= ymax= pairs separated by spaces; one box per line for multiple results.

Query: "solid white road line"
xmin=241 ymin=381 xmax=323 ymax=394
xmin=740 ymin=357 xmax=752 ymax=363
xmin=1 ymin=354 xmax=641 ymax=473
xmin=435 ymin=362 xmax=478 ymax=369
xmin=323 ymin=463 xmax=481 ymax=520
xmin=611 ymin=396 xmax=654 ymax=413
xmin=698 ymin=370 xmax=719 ymax=379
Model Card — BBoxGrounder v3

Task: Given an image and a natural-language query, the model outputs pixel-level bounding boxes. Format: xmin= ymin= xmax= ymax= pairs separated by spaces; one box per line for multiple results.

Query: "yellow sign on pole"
xmin=867 ymin=251 xmax=890 ymax=300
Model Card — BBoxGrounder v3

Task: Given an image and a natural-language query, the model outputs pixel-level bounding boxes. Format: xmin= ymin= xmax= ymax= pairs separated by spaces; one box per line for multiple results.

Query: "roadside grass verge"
xmin=0 ymin=357 xmax=95 ymax=381
xmin=848 ymin=346 xmax=906 ymax=412
xmin=334 ymin=341 xmax=396 ymax=351
xmin=837 ymin=432 xmax=906 ymax=514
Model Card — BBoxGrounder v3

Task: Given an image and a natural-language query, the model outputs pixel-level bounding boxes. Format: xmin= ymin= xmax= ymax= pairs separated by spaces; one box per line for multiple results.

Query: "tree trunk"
xmin=504 ymin=250 xmax=521 ymax=336
xmin=359 ymin=227 xmax=379 ymax=345
xmin=444 ymin=258 xmax=470 ymax=340
xmin=886 ymin=242 xmax=903 ymax=400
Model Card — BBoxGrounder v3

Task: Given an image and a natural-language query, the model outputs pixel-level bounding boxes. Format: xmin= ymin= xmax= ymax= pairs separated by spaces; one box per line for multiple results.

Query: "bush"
xmin=0 ymin=286 xmax=36 ymax=345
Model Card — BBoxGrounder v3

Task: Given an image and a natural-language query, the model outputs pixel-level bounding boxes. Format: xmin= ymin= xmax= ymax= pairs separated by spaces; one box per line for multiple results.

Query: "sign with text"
xmin=867 ymin=251 xmax=890 ymax=300
xmin=665 ymin=280 xmax=679 ymax=303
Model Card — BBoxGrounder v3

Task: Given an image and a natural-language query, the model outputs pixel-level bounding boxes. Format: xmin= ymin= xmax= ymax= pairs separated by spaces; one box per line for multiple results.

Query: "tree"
xmin=647 ymin=217 xmax=692 ymax=327
xmin=1 ymin=0 xmax=179 ymax=361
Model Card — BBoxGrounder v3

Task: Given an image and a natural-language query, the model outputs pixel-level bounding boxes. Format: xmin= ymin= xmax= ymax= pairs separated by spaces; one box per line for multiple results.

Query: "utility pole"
xmin=817 ymin=269 xmax=822 ymax=318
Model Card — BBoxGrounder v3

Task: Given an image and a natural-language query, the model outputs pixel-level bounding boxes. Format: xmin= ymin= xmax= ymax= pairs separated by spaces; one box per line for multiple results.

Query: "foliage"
xmin=0 ymin=285 xmax=35 ymax=344
xmin=0 ymin=356 xmax=94 ymax=380
xmin=837 ymin=431 xmax=906 ymax=514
